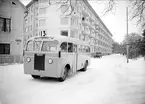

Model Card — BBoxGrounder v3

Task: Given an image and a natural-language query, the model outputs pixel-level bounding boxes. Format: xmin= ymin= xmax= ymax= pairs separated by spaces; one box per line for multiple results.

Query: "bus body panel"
xmin=77 ymin=53 xmax=86 ymax=70
xmin=66 ymin=53 xmax=77 ymax=74
xmin=24 ymin=52 xmax=63 ymax=78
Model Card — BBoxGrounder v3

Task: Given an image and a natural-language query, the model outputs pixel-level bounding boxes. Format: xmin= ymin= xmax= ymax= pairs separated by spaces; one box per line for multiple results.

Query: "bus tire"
xmin=81 ymin=61 xmax=88 ymax=71
xmin=58 ymin=67 xmax=68 ymax=82
xmin=31 ymin=75 xmax=40 ymax=79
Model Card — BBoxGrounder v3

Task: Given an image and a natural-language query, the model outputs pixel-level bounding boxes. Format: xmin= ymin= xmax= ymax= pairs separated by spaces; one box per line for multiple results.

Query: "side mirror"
xmin=58 ymin=51 xmax=61 ymax=58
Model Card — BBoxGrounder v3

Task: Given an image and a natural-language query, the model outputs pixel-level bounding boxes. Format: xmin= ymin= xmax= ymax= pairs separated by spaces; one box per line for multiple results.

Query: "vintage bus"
xmin=24 ymin=36 xmax=91 ymax=82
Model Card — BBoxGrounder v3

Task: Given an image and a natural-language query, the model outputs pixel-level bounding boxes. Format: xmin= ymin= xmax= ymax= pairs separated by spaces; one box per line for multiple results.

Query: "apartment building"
xmin=0 ymin=0 xmax=26 ymax=64
xmin=24 ymin=0 xmax=113 ymax=55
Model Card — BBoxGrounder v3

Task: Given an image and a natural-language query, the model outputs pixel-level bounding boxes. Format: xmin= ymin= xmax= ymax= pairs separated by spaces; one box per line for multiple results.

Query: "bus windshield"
xmin=34 ymin=41 xmax=42 ymax=51
xmin=26 ymin=40 xmax=42 ymax=51
xmin=26 ymin=40 xmax=33 ymax=51
xmin=41 ymin=40 xmax=58 ymax=52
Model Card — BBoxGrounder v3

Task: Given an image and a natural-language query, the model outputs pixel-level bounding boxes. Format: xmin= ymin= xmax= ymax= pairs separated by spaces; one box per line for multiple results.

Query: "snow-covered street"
xmin=0 ymin=54 xmax=145 ymax=104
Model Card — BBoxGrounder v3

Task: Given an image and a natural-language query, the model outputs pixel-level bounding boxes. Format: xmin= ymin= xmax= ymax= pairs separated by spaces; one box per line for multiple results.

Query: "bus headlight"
xmin=27 ymin=57 xmax=31 ymax=62
xmin=48 ymin=59 xmax=53 ymax=64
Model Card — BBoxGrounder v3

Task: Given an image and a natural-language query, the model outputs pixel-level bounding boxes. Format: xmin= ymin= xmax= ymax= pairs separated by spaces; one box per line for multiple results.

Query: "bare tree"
xmin=100 ymin=0 xmax=145 ymax=27
xmin=129 ymin=0 xmax=145 ymax=27
xmin=47 ymin=0 xmax=145 ymax=27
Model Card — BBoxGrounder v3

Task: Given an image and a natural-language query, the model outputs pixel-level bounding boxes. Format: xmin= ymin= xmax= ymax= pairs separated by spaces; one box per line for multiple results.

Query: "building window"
xmin=36 ymin=23 xmax=38 ymax=27
xmin=39 ymin=19 xmax=46 ymax=26
xmin=0 ymin=43 xmax=10 ymax=54
xmin=28 ymin=26 xmax=30 ymax=32
xmin=79 ymin=34 xmax=82 ymax=40
xmin=70 ymin=30 xmax=78 ymax=38
xmin=0 ymin=17 xmax=11 ymax=32
xmin=39 ymin=7 xmax=46 ymax=15
xmin=91 ymin=30 xmax=95 ymax=37
xmin=25 ymin=27 xmax=28 ymax=32
xmin=70 ymin=30 xmax=75 ymax=38
xmin=61 ymin=4 xmax=69 ymax=13
xmin=12 ymin=1 xmax=16 ymax=5
xmin=71 ymin=17 xmax=74 ymax=25
xmin=60 ymin=30 xmax=68 ymax=36
xmin=39 ymin=0 xmax=48 ymax=3
xmin=31 ymin=5 xmax=33 ymax=12
xmin=31 ymin=25 xmax=32 ymax=31
xmin=71 ymin=16 xmax=78 ymax=26
xmin=60 ymin=17 xmax=69 ymax=25
xmin=28 ymin=17 xmax=30 ymax=23
xmin=31 ymin=15 xmax=33 ymax=21
xmin=25 ymin=18 xmax=28 ymax=23
xmin=82 ymin=25 xmax=85 ymax=31
xmin=85 ymin=26 xmax=90 ymax=34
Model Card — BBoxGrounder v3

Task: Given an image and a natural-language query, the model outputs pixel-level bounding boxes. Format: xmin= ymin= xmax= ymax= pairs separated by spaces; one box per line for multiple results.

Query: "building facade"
xmin=0 ymin=0 xmax=26 ymax=64
xmin=24 ymin=0 xmax=113 ymax=55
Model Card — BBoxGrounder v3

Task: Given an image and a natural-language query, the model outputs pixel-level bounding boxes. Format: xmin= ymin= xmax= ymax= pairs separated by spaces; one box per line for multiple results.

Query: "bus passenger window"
xmin=68 ymin=43 xmax=73 ymax=52
xmin=82 ymin=45 xmax=85 ymax=52
xmin=60 ymin=42 xmax=67 ymax=52
xmin=73 ymin=44 xmax=77 ymax=52
xmin=86 ymin=46 xmax=90 ymax=52
xmin=78 ymin=45 xmax=82 ymax=52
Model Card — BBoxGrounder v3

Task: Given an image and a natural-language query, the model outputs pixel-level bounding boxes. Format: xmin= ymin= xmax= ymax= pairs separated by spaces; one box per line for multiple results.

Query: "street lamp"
xmin=126 ymin=6 xmax=129 ymax=63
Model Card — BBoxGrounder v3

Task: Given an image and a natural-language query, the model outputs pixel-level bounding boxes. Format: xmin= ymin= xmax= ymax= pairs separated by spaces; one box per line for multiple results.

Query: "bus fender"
xmin=60 ymin=62 xmax=71 ymax=77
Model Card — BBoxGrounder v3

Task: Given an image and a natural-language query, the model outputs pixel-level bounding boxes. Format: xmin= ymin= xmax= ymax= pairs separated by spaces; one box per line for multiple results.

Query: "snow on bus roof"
xmin=27 ymin=36 xmax=90 ymax=45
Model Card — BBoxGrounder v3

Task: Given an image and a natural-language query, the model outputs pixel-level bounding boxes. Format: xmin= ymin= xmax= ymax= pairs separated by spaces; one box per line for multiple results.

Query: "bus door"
xmin=67 ymin=43 xmax=77 ymax=74
xmin=60 ymin=42 xmax=68 ymax=58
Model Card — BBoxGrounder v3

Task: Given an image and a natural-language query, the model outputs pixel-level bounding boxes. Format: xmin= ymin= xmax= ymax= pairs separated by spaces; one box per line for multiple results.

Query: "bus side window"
xmin=78 ymin=45 xmax=81 ymax=52
xmin=82 ymin=45 xmax=85 ymax=52
xmin=86 ymin=46 xmax=90 ymax=52
xmin=89 ymin=47 xmax=90 ymax=52
xmin=68 ymin=43 xmax=73 ymax=53
xmin=73 ymin=44 xmax=77 ymax=52
xmin=60 ymin=42 xmax=67 ymax=52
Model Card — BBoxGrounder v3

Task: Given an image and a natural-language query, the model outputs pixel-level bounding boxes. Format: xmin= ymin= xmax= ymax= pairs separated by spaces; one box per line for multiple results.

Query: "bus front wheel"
xmin=31 ymin=75 xmax=40 ymax=79
xmin=58 ymin=67 xmax=68 ymax=82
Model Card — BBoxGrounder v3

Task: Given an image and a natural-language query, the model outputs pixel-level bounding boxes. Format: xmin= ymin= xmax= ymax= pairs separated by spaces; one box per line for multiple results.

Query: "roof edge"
xmin=26 ymin=0 xmax=38 ymax=8
xmin=17 ymin=0 xmax=26 ymax=10
xmin=83 ymin=0 xmax=113 ymax=37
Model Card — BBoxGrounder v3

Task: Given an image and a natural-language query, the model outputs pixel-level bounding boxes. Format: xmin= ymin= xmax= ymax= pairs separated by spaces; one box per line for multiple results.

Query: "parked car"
xmin=94 ymin=52 xmax=102 ymax=58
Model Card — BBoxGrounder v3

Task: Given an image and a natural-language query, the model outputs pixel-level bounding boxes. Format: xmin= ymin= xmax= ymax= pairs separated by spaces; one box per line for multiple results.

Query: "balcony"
xmin=82 ymin=10 xmax=90 ymax=17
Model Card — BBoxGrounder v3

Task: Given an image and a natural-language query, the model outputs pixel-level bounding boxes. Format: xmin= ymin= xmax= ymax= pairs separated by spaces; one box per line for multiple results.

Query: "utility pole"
xmin=126 ymin=7 xmax=129 ymax=63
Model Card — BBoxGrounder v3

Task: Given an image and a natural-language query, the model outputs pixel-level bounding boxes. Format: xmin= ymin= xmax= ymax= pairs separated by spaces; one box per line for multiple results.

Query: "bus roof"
xmin=27 ymin=36 xmax=90 ymax=46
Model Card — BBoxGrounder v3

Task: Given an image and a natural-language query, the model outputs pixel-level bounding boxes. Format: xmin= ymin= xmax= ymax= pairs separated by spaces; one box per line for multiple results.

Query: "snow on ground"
xmin=0 ymin=54 xmax=145 ymax=104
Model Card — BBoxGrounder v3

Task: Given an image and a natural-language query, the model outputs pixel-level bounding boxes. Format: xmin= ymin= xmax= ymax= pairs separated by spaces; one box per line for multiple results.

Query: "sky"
xmin=20 ymin=0 xmax=141 ymax=43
